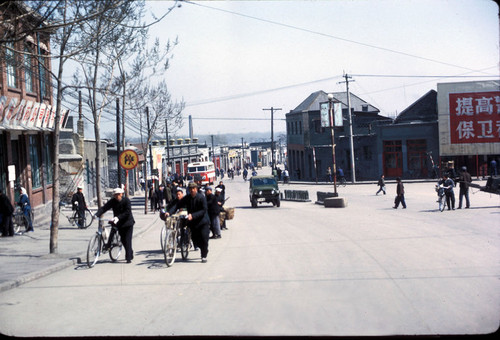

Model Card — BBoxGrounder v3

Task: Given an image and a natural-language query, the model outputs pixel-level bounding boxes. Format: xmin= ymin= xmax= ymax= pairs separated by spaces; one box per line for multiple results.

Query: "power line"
xmin=182 ymin=0 xmax=492 ymax=74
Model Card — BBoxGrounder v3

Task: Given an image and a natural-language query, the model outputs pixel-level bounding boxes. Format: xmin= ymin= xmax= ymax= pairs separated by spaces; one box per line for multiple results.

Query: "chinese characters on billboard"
xmin=449 ymin=91 xmax=500 ymax=144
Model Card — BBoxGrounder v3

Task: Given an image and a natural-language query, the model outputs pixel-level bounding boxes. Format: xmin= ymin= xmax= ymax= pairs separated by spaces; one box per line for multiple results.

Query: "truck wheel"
xmin=276 ymin=198 xmax=280 ymax=207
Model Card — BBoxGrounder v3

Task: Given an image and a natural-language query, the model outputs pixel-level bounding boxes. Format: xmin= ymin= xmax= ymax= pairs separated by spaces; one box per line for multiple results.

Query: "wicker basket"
xmin=225 ymin=207 xmax=235 ymax=220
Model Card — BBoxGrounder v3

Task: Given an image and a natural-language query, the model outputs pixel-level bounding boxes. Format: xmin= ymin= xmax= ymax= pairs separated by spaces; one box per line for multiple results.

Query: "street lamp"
xmin=328 ymin=93 xmax=338 ymax=197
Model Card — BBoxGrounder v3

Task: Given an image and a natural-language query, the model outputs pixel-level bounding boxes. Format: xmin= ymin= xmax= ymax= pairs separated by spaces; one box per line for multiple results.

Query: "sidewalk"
xmin=0 ymin=195 xmax=159 ymax=292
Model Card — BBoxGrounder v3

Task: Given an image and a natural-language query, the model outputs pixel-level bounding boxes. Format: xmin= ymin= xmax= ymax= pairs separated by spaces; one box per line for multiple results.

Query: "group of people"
xmin=386 ymin=166 xmax=473 ymax=210
xmin=0 ymin=187 xmax=33 ymax=237
xmin=160 ymin=181 xmax=228 ymax=263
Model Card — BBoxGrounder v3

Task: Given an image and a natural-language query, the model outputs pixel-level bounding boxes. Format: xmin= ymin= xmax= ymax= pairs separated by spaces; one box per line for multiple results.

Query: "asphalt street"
xmin=0 ymin=174 xmax=498 ymax=337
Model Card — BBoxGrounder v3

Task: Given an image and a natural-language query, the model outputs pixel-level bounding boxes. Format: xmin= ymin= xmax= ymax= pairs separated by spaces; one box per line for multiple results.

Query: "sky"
xmin=142 ymin=0 xmax=499 ymax=137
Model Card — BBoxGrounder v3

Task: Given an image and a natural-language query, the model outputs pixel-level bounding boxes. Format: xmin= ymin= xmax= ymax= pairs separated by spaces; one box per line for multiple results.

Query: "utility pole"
xmin=116 ymin=98 xmax=121 ymax=188
xmin=339 ymin=73 xmax=356 ymax=183
xmin=165 ymin=118 xmax=170 ymax=178
xmin=263 ymin=107 xmax=282 ymax=169
xmin=211 ymin=135 xmax=215 ymax=166
xmin=241 ymin=137 xmax=244 ymax=168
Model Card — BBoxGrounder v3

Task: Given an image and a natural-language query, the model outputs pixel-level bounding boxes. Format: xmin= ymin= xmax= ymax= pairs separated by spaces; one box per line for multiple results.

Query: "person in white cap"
xmin=95 ymin=187 xmax=135 ymax=263
xmin=71 ymin=185 xmax=87 ymax=228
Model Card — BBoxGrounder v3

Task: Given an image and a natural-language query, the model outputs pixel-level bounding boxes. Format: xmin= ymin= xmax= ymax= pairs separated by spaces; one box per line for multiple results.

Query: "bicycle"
xmin=162 ymin=212 xmax=191 ymax=267
xmin=13 ymin=206 xmax=34 ymax=234
xmin=86 ymin=220 xmax=123 ymax=268
xmin=59 ymin=202 xmax=94 ymax=229
xmin=338 ymin=176 xmax=347 ymax=187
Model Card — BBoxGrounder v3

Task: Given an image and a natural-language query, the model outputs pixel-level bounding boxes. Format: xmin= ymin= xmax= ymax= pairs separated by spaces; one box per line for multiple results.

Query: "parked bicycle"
xmin=59 ymin=201 xmax=94 ymax=229
xmin=86 ymin=220 xmax=123 ymax=268
xmin=13 ymin=206 xmax=34 ymax=234
xmin=162 ymin=211 xmax=191 ymax=267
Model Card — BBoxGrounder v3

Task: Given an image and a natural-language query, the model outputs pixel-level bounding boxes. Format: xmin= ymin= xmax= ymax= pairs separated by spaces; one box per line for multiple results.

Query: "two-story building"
xmin=0 ymin=2 xmax=69 ymax=214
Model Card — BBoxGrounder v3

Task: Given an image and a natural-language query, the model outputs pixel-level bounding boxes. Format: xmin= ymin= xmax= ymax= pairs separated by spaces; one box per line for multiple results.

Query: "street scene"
xmin=0 ymin=172 xmax=499 ymax=337
xmin=1 ymin=1 xmax=499 ymax=338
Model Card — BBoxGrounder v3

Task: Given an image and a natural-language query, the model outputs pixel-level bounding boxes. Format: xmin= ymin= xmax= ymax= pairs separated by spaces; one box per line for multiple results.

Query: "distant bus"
xmin=187 ymin=161 xmax=216 ymax=186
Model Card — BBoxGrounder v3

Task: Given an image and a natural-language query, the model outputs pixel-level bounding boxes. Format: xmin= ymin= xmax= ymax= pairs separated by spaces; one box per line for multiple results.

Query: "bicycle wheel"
xmin=180 ymin=227 xmax=191 ymax=260
xmin=164 ymin=229 xmax=176 ymax=267
xmin=160 ymin=225 xmax=167 ymax=251
xmin=439 ymin=197 xmax=445 ymax=212
xmin=109 ymin=232 xmax=122 ymax=262
xmin=13 ymin=214 xmax=28 ymax=233
xmin=340 ymin=178 xmax=347 ymax=187
xmin=87 ymin=234 xmax=101 ymax=268
xmin=84 ymin=209 xmax=94 ymax=229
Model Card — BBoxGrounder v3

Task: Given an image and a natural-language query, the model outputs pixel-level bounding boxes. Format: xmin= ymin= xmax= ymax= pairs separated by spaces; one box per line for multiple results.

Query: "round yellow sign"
xmin=119 ymin=149 xmax=139 ymax=170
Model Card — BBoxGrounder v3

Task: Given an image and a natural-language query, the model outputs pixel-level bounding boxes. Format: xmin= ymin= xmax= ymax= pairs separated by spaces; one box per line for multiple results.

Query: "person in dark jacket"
xmin=71 ymin=185 xmax=87 ymax=228
xmin=442 ymin=174 xmax=455 ymax=210
xmin=216 ymin=181 xmax=226 ymax=201
xmin=393 ymin=177 xmax=406 ymax=209
xmin=95 ymin=188 xmax=135 ymax=263
xmin=165 ymin=182 xmax=210 ymax=263
xmin=0 ymin=191 xmax=15 ymax=237
xmin=457 ymin=166 xmax=472 ymax=209
xmin=18 ymin=187 xmax=33 ymax=232
xmin=376 ymin=175 xmax=386 ymax=195
xmin=205 ymin=187 xmax=221 ymax=239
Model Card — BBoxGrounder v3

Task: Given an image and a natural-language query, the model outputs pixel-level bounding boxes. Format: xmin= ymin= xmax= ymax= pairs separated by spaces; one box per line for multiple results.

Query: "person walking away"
xmin=337 ymin=167 xmax=345 ymax=182
xmin=164 ymin=182 xmax=173 ymax=206
xmin=326 ymin=167 xmax=332 ymax=183
xmin=165 ymin=182 xmax=210 ymax=263
xmin=71 ymin=185 xmax=87 ymax=227
xmin=457 ymin=166 xmax=472 ymax=209
xmin=0 ymin=191 xmax=15 ymax=237
xmin=491 ymin=159 xmax=498 ymax=176
xmin=18 ymin=187 xmax=33 ymax=232
xmin=442 ymin=174 xmax=455 ymax=210
xmin=243 ymin=168 xmax=248 ymax=181
xmin=156 ymin=184 xmax=166 ymax=209
xmin=376 ymin=175 xmax=386 ymax=195
xmin=393 ymin=177 xmax=406 ymax=209
xmin=216 ymin=188 xmax=228 ymax=230
xmin=205 ymin=187 xmax=222 ymax=239
xmin=95 ymin=188 xmax=135 ymax=263
xmin=277 ymin=167 xmax=282 ymax=181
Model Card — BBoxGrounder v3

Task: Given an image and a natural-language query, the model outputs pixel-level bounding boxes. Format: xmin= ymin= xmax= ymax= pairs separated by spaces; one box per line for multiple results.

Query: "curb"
xmin=0 ymin=212 xmax=160 ymax=293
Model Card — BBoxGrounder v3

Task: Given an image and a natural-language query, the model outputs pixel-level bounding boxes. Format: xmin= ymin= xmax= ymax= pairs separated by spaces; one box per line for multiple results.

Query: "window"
xmin=29 ymin=135 xmax=42 ymax=188
xmin=24 ymin=46 xmax=33 ymax=93
xmin=363 ymin=145 xmax=372 ymax=160
xmin=313 ymin=119 xmax=325 ymax=133
xmin=6 ymin=42 xmax=17 ymax=88
xmin=39 ymin=52 xmax=49 ymax=98
xmin=44 ymin=134 xmax=53 ymax=184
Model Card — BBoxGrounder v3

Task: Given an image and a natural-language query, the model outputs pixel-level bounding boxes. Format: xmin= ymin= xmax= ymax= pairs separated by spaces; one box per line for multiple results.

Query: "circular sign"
xmin=119 ymin=149 xmax=139 ymax=170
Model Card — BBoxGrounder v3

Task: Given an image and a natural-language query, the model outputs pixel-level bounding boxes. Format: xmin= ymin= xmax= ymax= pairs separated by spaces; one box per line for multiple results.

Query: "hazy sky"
xmin=144 ymin=0 xmax=499 ymax=137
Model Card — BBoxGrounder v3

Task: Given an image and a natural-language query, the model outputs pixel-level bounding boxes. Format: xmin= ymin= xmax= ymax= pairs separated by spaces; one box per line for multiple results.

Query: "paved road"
xmin=0 ymin=177 xmax=498 ymax=336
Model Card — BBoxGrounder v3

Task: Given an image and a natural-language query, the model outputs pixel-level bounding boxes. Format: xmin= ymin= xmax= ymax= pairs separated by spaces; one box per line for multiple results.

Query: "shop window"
xmin=44 ymin=134 xmax=53 ymax=184
xmin=29 ymin=135 xmax=42 ymax=188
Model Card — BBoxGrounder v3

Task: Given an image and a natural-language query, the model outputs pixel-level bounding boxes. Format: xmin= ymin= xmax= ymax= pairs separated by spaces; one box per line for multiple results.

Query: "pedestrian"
xmin=71 ymin=185 xmax=87 ymax=228
xmin=393 ymin=177 xmax=406 ymax=209
xmin=457 ymin=166 xmax=472 ymax=209
xmin=216 ymin=181 xmax=226 ymax=201
xmin=337 ymin=167 xmax=345 ymax=182
xmin=326 ymin=167 xmax=332 ymax=183
xmin=0 ymin=190 xmax=14 ymax=237
xmin=165 ymin=182 xmax=173 ymax=205
xmin=140 ymin=177 xmax=145 ymax=191
xmin=376 ymin=175 xmax=386 ymax=195
xmin=165 ymin=182 xmax=210 ymax=263
xmin=442 ymin=174 xmax=455 ymax=210
xmin=491 ymin=159 xmax=498 ymax=176
xmin=18 ymin=187 xmax=33 ymax=232
xmin=284 ymin=168 xmax=290 ymax=183
xmin=216 ymin=188 xmax=228 ymax=230
xmin=95 ymin=188 xmax=135 ymax=263
xmin=149 ymin=184 xmax=158 ymax=212
xmin=276 ymin=167 xmax=282 ymax=181
xmin=156 ymin=184 xmax=166 ymax=209
xmin=205 ymin=187 xmax=221 ymax=239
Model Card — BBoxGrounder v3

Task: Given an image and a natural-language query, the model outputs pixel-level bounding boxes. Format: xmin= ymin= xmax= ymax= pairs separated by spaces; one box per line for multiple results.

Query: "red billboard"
xmin=449 ymin=91 xmax=500 ymax=144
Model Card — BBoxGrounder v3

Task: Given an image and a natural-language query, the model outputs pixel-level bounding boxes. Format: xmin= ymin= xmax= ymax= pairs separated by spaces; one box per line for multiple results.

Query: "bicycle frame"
xmin=86 ymin=222 xmax=122 ymax=268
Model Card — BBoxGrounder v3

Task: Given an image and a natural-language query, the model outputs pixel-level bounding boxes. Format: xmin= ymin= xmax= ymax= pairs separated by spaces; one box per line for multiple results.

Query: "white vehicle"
xmin=187 ymin=161 xmax=216 ymax=185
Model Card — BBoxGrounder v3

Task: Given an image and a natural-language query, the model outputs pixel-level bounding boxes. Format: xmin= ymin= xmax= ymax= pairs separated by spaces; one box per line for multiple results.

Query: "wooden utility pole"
xmin=339 ymin=73 xmax=356 ymax=183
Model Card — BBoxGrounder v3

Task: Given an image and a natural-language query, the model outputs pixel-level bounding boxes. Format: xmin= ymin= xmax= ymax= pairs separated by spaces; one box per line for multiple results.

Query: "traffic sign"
xmin=119 ymin=149 xmax=139 ymax=170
